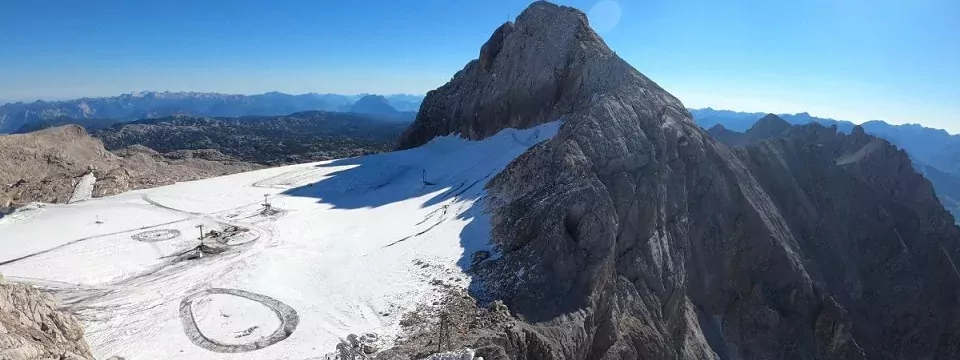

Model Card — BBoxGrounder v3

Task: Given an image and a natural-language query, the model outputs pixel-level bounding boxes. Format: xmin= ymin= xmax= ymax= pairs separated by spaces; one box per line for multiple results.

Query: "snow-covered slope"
xmin=0 ymin=121 xmax=561 ymax=359
xmin=68 ymin=172 xmax=96 ymax=203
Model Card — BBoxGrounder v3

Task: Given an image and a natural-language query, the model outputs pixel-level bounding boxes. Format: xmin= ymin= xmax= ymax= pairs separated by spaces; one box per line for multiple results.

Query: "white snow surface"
xmin=68 ymin=172 xmax=96 ymax=203
xmin=0 ymin=122 xmax=560 ymax=359
xmin=422 ymin=349 xmax=481 ymax=360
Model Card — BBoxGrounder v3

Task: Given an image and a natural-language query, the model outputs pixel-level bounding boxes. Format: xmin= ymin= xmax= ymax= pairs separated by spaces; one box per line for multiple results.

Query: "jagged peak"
xmin=756 ymin=113 xmax=790 ymax=126
xmin=852 ymin=124 xmax=866 ymax=136
xmin=350 ymin=95 xmax=398 ymax=115
xmin=514 ymin=1 xmax=589 ymax=33
xmin=478 ymin=1 xmax=607 ymax=70
xmin=397 ymin=1 xmax=677 ymax=149
xmin=744 ymin=113 xmax=791 ymax=137
xmin=707 ymin=124 xmax=728 ymax=132
xmin=355 ymin=94 xmax=390 ymax=102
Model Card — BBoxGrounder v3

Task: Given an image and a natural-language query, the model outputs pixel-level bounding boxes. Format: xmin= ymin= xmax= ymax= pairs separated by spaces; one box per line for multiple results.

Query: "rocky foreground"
xmin=0 ymin=274 xmax=94 ymax=360
xmin=398 ymin=1 xmax=960 ymax=359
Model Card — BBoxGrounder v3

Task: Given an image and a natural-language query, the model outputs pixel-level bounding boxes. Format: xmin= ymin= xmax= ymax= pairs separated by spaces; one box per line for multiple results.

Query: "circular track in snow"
xmin=131 ymin=229 xmax=181 ymax=243
xmin=180 ymin=288 xmax=299 ymax=353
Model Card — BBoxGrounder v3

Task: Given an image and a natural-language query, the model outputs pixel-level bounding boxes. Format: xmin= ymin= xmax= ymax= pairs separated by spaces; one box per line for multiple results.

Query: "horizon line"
xmin=0 ymin=91 xmax=952 ymax=135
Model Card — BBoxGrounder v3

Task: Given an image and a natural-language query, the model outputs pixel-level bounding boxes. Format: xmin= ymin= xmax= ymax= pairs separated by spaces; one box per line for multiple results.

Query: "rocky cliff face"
xmin=0 ymin=125 xmax=259 ymax=210
xmin=0 ymin=273 xmax=94 ymax=360
xmin=713 ymin=115 xmax=960 ymax=223
xmin=397 ymin=2 xmax=960 ymax=359
xmin=397 ymin=2 xmax=663 ymax=149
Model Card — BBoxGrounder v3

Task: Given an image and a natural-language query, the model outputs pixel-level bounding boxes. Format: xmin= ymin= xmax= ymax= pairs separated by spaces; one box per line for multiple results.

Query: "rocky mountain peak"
xmin=398 ymin=0 xmax=680 ymax=149
xmin=349 ymin=95 xmax=398 ymax=115
xmin=479 ymin=2 xmax=590 ymax=71
xmin=852 ymin=124 xmax=867 ymax=136
xmin=707 ymin=123 xmax=726 ymax=132
xmin=752 ymin=113 xmax=790 ymax=129
xmin=743 ymin=113 xmax=791 ymax=139
xmin=393 ymin=2 xmax=960 ymax=359
xmin=706 ymin=114 xmax=792 ymax=147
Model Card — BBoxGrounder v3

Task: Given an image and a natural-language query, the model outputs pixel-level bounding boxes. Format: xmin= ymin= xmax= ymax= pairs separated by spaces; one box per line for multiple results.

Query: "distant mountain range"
xmin=690 ymin=108 xmax=960 ymax=174
xmin=694 ymin=108 xmax=960 ymax=220
xmin=0 ymin=91 xmax=424 ymax=134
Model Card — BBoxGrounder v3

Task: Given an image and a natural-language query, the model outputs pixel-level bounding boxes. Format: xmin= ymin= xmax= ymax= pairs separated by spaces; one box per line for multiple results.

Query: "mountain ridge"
xmin=393 ymin=1 xmax=960 ymax=358
xmin=349 ymin=94 xmax=400 ymax=115
xmin=0 ymin=125 xmax=260 ymax=211
xmin=690 ymin=107 xmax=960 ymax=176
xmin=0 ymin=91 xmax=425 ymax=134
xmin=708 ymin=114 xmax=960 ymax=222
xmin=690 ymin=107 xmax=955 ymax=135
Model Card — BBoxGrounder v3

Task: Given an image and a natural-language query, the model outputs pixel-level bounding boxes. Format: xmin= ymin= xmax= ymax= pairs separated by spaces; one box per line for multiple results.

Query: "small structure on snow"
xmin=422 ymin=170 xmax=436 ymax=186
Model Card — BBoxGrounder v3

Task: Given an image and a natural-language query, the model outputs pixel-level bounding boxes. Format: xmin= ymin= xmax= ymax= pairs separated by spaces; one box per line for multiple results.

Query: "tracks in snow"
xmin=179 ymin=288 xmax=300 ymax=353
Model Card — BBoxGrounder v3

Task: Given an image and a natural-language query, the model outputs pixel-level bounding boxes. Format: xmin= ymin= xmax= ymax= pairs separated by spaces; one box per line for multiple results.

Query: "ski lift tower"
xmin=194 ymin=224 xmax=205 ymax=258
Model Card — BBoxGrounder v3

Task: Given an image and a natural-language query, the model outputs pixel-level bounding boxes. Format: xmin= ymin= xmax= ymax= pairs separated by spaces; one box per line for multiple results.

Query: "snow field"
xmin=0 ymin=121 xmax=561 ymax=359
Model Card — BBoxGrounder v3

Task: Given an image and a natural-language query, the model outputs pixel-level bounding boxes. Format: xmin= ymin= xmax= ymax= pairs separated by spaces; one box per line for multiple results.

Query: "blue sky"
xmin=1 ymin=0 xmax=958 ymax=131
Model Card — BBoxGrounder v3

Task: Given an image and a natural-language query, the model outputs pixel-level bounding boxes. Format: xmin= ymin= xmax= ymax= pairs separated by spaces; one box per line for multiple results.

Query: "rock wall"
xmin=0 ymin=273 xmax=94 ymax=360
xmin=398 ymin=2 xmax=960 ymax=359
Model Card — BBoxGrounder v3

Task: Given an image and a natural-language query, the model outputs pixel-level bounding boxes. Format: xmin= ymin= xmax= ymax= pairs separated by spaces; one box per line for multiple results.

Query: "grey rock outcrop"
xmin=397 ymin=1 xmax=960 ymax=359
xmin=397 ymin=2 xmax=650 ymax=149
xmin=0 ymin=273 xmax=94 ymax=360
xmin=711 ymin=116 xmax=960 ymax=222
xmin=0 ymin=125 xmax=259 ymax=210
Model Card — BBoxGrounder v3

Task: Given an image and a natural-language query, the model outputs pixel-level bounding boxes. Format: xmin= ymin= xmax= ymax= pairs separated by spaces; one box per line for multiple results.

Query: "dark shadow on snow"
xmin=280 ymin=122 xmax=561 ymax=316
xmin=280 ymin=150 xmax=495 ymax=281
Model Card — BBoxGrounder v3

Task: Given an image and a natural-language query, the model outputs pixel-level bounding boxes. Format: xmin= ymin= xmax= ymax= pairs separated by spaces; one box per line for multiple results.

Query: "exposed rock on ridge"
xmin=0 ymin=273 xmax=94 ymax=359
xmin=398 ymin=1 xmax=672 ymax=149
xmin=397 ymin=1 xmax=960 ymax=359
xmin=706 ymin=113 xmax=791 ymax=147
xmin=710 ymin=115 xmax=960 ymax=222
xmin=0 ymin=125 xmax=259 ymax=210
